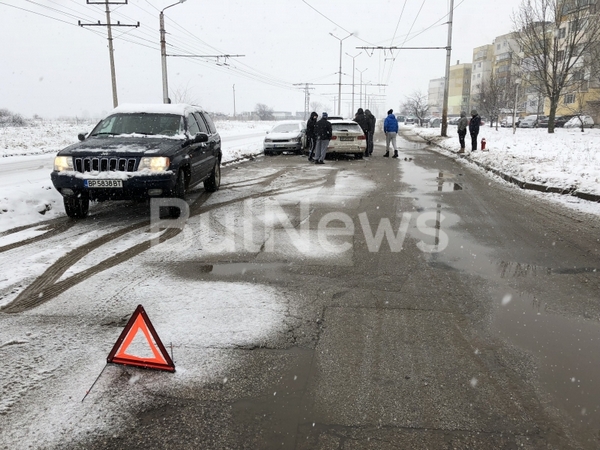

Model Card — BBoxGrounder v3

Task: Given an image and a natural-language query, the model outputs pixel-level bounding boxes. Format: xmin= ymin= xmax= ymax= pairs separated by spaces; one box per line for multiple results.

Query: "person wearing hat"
xmin=313 ymin=112 xmax=332 ymax=164
xmin=353 ymin=108 xmax=370 ymax=157
xmin=469 ymin=109 xmax=482 ymax=151
xmin=306 ymin=111 xmax=318 ymax=161
xmin=457 ymin=111 xmax=468 ymax=154
xmin=383 ymin=109 xmax=399 ymax=158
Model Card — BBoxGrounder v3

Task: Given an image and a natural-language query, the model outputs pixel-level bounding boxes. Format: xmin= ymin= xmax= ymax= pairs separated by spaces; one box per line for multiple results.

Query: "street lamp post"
xmin=330 ymin=32 xmax=353 ymax=116
xmin=160 ymin=0 xmax=186 ymax=104
xmin=512 ymin=78 xmax=521 ymax=134
xmin=357 ymin=68 xmax=368 ymax=109
xmin=346 ymin=52 xmax=361 ymax=116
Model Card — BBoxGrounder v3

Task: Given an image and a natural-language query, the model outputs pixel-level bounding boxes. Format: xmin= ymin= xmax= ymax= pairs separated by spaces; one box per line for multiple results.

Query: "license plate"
xmin=84 ymin=179 xmax=123 ymax=188
xmin=339 ymin=137 xmax=354 ymax=141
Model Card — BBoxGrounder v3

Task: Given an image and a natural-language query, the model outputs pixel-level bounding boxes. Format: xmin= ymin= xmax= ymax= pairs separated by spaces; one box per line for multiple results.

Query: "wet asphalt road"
xmin=76 ymin=130 xmax=600 ymax=449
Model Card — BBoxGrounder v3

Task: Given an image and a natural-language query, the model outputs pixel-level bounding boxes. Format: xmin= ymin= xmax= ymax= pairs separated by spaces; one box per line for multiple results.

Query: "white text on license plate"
xmin=85 ymin=179 xmax=123 ymax=188
xmin=339 ymin=137 xmax=354 ymax=141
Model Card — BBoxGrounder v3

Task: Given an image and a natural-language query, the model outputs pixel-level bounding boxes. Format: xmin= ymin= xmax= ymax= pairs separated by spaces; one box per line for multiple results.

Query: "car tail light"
xmin=330 ymin=136 xmax=337 ymax=140
xmin=357 ymin=135 xmax=366 ymax=140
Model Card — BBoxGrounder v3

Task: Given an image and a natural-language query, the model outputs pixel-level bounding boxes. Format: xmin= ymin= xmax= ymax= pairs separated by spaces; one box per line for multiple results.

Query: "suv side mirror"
xmin=193 ymin=132 xmax=209 ymax=143
xmin=78 ymin=133 xmax=87 ymax=141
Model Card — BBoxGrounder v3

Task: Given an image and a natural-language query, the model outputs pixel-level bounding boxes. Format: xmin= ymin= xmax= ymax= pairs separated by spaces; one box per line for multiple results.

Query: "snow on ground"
xmin=409 ymin=124 xmax=600 ymax=216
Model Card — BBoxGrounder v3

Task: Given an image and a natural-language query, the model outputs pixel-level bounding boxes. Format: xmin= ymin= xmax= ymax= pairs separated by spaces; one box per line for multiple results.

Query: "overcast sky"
xmin=1 ymin=0 xmax=523 ymax=119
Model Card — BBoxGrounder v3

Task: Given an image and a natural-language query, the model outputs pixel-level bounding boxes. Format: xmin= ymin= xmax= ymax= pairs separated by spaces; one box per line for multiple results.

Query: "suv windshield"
xmin=90 ymin=113 xmax=184 ymax=137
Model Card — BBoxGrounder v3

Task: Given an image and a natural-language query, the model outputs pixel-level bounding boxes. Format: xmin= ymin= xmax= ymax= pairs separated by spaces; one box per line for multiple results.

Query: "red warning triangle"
xmin=107 ymin=305 xmax=175 ymax=372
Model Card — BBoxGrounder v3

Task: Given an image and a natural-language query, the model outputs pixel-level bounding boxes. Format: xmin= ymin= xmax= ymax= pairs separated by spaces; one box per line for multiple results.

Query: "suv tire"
xmin=64 ymin=195 xmax=89 ymax=218
xmin=204 ymin=161 xmax=221 ymax=192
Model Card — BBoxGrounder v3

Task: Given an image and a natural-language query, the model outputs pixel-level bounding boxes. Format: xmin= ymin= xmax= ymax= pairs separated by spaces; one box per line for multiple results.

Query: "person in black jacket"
xmin=313 ymin=112 xmax=332 ymax=164
xmin=306 ymin=111 xmax=318 ymax=161
xmin=353 ymin=108 xmax=370 ymax=157
xmin=365 ymin=109 xmax=376 ymax=156
xmin=469 ymin=109 xmax=482 ymax=151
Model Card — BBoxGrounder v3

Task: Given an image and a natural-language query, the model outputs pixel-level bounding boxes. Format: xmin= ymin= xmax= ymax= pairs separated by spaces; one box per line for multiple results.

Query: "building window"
xmin=558 ymin=27 xmax=566 ymax=38
xmin=564 ymin=93 xmax=575 ymax=104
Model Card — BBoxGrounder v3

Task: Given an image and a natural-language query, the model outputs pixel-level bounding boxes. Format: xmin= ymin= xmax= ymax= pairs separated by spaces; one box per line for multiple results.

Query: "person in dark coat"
xmin=353 ymin=108 xmax=369 ymax=156
xmin=469 ymin=109 xmax=482 ymax=151
xmin=365 ymin=109 xmax=376 ymax=155
xmin=457 ymin=111 xmax=468 ymax=154
xmin=313 ymin=112 xmax=332 ymax=164
xmin=306 ymin=111 xmax=318 ymax=161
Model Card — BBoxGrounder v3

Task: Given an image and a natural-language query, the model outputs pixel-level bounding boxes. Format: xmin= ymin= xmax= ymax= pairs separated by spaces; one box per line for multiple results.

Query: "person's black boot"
xmin=383 ymin=151 xmax=390 ymax=157
xmin=392 ymin=150 xmax=399 ymax=158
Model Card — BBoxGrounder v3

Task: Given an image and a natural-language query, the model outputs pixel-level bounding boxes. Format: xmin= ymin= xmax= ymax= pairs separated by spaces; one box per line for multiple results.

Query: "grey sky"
xmin=1 ymin=0 xmax=523 ymax=119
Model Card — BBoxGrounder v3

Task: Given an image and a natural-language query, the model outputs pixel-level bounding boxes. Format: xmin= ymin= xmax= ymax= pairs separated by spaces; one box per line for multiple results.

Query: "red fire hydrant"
xmin=481 ymin=138 xmax=487 ymax=151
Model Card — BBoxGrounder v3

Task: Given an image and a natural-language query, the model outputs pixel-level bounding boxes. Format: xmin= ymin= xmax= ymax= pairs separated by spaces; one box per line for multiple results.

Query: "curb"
xmin=410 ymin=132 xmax=600 ymax=203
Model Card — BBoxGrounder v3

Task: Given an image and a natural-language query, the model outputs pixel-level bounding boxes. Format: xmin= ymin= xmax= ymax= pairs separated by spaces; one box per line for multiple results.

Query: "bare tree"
xmin=401 ymin=91 xmax=429 ymax=126
xmin=170 ymin=83 xmax=201 ymax=106
xmin=255 ymin=103 xmax=274 ymax=121
xmin=512 ymin=0 xmax=600 ymax=133
xmin=309 ymin=101 xmax=323 ymax=114
xmin=474 ymin=71 xmax=505 ymax=129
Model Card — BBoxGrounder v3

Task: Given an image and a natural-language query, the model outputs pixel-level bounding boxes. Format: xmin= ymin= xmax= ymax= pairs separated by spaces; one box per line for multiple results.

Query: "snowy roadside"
xmin=407 ymin=124 xmax=600 ymax=217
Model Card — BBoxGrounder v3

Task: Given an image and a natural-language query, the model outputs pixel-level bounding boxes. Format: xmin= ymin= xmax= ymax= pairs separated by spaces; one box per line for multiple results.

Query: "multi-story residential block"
xmin=470 ymin=45 xmax=494 ymax=112
xmin=427 ymin=77 xmax=445 ymax=117
xmin=448 ymin=61 xmax=472 ymax=116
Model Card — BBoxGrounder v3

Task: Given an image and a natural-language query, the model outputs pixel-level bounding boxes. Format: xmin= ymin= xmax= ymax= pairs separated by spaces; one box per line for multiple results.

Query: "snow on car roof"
xmin=109 ymin=103 xmax=202 ymax=116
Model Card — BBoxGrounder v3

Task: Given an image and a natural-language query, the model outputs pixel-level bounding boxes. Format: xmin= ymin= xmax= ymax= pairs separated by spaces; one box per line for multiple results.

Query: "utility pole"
xmin=330 ymin=32 xmax=353 ymax=116
xmin=233 ymin=84 xmax=236 ymax=119
xmin=80 ymin=1 xmax=139 ymax=108
xmin=346 ymin=52 xmax=361 ymax=115
xmin=441 ymin=0 xmax=454 ymax=137
xmin=160 ymin=1 xmax=186 ymax=104
xmin=356 ymin=68 xmax=368 ymax=108
xmin=357 ymin=0 xmax=455 ymax=137
xmin=293 ymin=83 xmax=315 ymax=120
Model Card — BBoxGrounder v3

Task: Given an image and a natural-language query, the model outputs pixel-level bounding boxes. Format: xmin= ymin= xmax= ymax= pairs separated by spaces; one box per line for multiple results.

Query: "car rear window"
xmin=272 ymin=123 xmax=300 ymax=132
xmin=332 ymin=123 xmax=363 ymax=133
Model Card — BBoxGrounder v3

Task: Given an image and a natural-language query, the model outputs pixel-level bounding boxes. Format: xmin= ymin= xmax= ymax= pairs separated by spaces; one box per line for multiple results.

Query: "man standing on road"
xmin=353 ymin=108 xmax=370 ymax=157
xmin=469 ymin=109 xmax=481 ymax=152
xmin=306 ymin=111 xmax=318 ymax=161
xmin=383 ymin=109 xmax=399 ymax=158
xmin=365 ymin=109 xmax=376 ymax=156
xmin=457 ymin=111 xmax=468 ymax=154
xmin=314 ymin=112 xmax=332 ymax=165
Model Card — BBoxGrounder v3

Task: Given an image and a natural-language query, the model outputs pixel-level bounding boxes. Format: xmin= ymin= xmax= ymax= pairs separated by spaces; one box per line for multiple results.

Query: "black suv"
xmin=51 ymin=104 xmax=221 ymax=218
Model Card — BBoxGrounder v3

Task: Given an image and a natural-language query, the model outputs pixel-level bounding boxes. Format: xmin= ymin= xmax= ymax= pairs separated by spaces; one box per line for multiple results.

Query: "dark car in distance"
xmin=51 ymin=103 xmax=222 ymax=218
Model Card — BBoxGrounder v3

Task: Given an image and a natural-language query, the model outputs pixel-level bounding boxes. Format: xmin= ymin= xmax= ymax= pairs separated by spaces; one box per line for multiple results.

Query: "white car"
xmin=326 ymin=119 xmax=367 ymax=158
xmin=564 ymin=115 xmax=594 ymax=128
xmin=263 ymin=120 xmax=307 ymax=155
xmin=519 ymin=115 xmax=539 ymax=128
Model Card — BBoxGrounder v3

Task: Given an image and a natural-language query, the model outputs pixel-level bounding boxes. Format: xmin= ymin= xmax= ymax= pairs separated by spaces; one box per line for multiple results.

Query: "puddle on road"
xmin=401 ymin=159 xmax=600 ymax=439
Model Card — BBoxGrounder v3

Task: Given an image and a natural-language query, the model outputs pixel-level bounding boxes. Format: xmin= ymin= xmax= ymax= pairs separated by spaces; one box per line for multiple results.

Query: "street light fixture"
xmin=160 ymin=0 xmax=186 ymax=104
xmin=356 ymin=68 xmax=368 ymax=109
xmin=330 ymin=32 xmax=353 ymax=115
xmin=346 ymin=51 xmax=361 ymax=115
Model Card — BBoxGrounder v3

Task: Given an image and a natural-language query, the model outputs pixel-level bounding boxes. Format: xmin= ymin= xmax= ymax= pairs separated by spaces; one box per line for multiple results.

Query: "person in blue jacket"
xmin=383 ymin=109 xmax=399 ymax=158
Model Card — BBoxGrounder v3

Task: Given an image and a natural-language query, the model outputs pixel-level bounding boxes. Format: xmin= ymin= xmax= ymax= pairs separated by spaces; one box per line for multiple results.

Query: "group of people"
xmin=305 ymin=107 xmax=394 ymax=163
xmin=457 ymin=109 xmax=481 ymax=153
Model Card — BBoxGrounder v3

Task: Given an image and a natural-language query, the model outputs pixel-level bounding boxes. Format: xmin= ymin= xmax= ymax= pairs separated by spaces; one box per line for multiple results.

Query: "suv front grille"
xmin=74 ymin=157 xmax=138 ymax=173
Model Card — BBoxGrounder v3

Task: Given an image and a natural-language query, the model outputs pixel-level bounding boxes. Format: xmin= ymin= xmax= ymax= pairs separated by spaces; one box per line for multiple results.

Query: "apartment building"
xmin=427 ymin=77 xmax=445 ymax=116
xmin=448 ymin=62 xmax=472 ymax=116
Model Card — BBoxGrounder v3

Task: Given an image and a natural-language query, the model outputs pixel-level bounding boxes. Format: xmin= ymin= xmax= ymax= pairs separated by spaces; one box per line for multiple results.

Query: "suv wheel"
xmin=204 ymin=161 xmax=221 ymax=192
xmin=167 ymin=171 xmax=186 ymax=218
xmin=64 ymin=194 xmax=89 ymax=218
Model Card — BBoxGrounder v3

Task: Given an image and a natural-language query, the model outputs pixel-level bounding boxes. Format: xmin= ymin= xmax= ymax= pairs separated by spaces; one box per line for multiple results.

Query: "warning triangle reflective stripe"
xmin=107 ymin=305 xmax=175 ymax=372
xmin=114 ymin=314 xmax=168 ymax=365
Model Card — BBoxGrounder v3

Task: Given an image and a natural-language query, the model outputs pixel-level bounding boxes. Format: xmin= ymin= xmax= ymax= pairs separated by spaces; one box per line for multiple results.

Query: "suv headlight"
xmin=138 ymin=157 xmax=170 ymax=171
xmin=54 ymin=156 xmax=73 ymax=172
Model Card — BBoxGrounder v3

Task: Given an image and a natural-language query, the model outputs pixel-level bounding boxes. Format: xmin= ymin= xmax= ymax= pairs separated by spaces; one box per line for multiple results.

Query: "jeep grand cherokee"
xmin=50 ymin=103 xmax=221 ymax=218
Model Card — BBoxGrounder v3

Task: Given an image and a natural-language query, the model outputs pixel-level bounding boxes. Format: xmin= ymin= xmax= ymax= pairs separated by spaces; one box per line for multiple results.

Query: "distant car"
xmin=50 ymin=103 xmax=221 ymax=218
xmin=395 ymin=115 xmax=406 ymax=123
xmin=555 ymin=115 xmax=573 ymax=128
xmin=519 ymin=115 xmax=539 ymax=128
xmin=448 ymin=117 xmax=460 ymax=125
xmin=325 ymin=116 xmax=344 ymax=121
xmin=564 ymin=115 xmax=594 ymax=128
xmin=405 ymin=117 xmax=416 ymax=125
xmin=537 ymin=116 xmax=550 ymax=128
xmin=263 ymin=120 xmax=306 ymax=155
xmin=326 ymin=119 xmax=367 ymax=158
